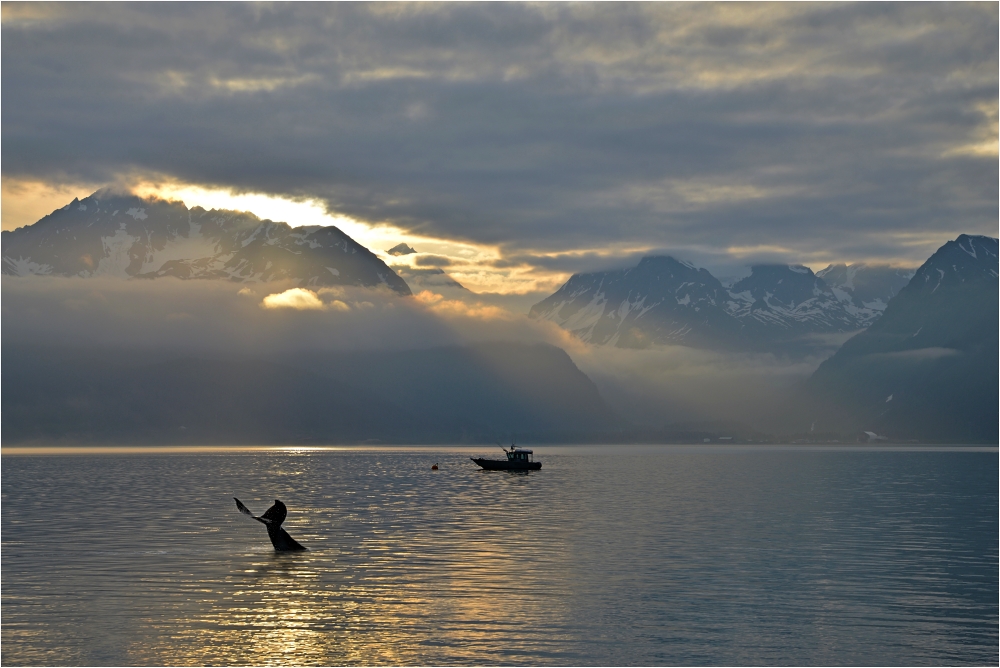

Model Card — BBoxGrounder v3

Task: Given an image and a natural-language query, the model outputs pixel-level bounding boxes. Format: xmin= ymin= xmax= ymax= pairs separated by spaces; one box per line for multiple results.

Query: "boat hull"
xmin=471 ymin=457 xmax=541 ymax=471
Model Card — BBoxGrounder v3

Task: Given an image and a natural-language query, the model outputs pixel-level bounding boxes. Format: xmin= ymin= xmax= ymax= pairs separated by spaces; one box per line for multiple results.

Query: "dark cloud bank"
xmin=3 ymin=3 xmax=997 ymax=271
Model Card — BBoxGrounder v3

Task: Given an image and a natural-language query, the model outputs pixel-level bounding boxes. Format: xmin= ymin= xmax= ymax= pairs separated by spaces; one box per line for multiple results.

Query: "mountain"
xmin=393 ymin=266 xmax=469 ymax=291
xmin=529 ymin=256 xmax=908 ymax=352
xmin=386 ymin=243 xmax=417 ymax=256
xmin=807 ymin=234 xmax=998 ymax=441
xmin=529 ymin=256 xmax=741 ymax=349
xmin=383 ymin=243 xmax=468 ymax=292
xmin=312 ymin=343 xmax=617 ymax=436
xmin=1 ymin=342 xmax=617 ymax=444
xmin=2 ymin=189 xmax=411 ymax=295
xmin=816 ymin=263 xmax=914 ymax=327
xmin=725 ymin=264 xmax=866 ymax=343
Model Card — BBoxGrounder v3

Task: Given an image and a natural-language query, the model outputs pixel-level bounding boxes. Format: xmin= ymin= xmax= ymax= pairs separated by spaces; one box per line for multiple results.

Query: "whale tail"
xmin=260 ymin=499 xmax=288 ymax=527
xmin=234 ymin=497 xmax=307 ymax=551
xmin=234 ymin=497 xmax=259 ymax=521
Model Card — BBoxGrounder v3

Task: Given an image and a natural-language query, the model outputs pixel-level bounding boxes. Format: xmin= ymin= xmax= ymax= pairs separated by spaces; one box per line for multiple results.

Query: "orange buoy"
xmin=431 ymin=464 xmax=439 ymax=470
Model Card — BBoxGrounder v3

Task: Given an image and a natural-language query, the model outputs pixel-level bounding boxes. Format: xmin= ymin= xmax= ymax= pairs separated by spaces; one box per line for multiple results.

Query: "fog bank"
xmin=3 ymin=277 xmax=837 ymax=434
xmin=569 ymin=344 xmax=825 ymax=432
xmin=1 ymin=276 xmax=570 ymax=354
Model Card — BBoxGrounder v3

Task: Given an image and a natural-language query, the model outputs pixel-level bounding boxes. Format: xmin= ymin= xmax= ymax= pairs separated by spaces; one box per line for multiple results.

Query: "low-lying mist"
xmin=3 ymin=277 xmax=834 ymax=437
xmin=567 ymin=344 xmax=825 ymax=433
xmin=1 ymin=276 xmax=567 ymax=353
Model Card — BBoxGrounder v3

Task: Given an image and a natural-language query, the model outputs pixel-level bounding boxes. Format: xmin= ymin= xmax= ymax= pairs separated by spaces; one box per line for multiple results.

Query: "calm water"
xmin=2 ymin=446 xmax=997 ymax=666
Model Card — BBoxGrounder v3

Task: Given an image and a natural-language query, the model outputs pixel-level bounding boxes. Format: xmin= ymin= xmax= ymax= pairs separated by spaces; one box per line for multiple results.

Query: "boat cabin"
xmin=506 ymin=447 xmax=534 ymax=463
xmin=471 ymin=445 xmax=541 ymax=470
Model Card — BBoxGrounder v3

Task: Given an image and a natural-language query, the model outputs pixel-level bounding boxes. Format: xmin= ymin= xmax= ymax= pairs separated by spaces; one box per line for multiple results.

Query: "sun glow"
xmin=129 ymin=181 xmax=548 ymax=294
xmin=1 ymin=175 xmax=566 ymax=296
xmin=1 ymin=178 xmax=102 ymax=231
xmin=130 ymin=181 xmax=405 ymax=249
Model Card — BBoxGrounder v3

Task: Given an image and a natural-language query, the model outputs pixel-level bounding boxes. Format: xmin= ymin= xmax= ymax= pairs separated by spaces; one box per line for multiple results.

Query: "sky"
xmin=2 ymin=2 xmax=997 ymax=295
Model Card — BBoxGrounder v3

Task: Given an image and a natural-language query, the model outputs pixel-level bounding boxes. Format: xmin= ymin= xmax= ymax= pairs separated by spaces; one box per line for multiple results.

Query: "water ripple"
xmin=2 ymin=448 xmax=997 ymax=665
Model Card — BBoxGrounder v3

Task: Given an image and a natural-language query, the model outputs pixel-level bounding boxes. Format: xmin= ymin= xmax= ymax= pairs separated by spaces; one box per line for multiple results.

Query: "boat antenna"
xmin=496 ymin=441 xmax=509 ymax=453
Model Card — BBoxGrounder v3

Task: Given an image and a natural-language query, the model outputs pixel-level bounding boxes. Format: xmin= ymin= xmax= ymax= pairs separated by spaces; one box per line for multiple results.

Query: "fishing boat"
xmin=471 ymin=444 xmax=541 ymax=471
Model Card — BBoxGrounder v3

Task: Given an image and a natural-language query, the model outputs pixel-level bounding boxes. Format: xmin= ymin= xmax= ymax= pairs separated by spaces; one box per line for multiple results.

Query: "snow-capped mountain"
xmin=903 ymin=233 xmax=998 ymax=293
xmin=724 ymin=264 xmax=864 ymax=338
xmin=816 ymin=263 xmax=914 ymax=327
xmin=808 ymin=234 xmax=998 ymax=441
xmin=529 ymin=256 xmax=743 ymax=349
xmin=530 ymin=256 xmax=909 ymax=351
xmin=2 ymin=189 xmax=412 ymax=295
xmin=821 ymin=234 xmax=998 ymax=357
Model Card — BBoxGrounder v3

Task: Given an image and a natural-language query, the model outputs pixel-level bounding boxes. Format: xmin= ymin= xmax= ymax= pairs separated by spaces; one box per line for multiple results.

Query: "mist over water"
xmin=2 ymin=447 xmax=996 ymax=666
xmin=569 ymin=345 xmax=829 ymax=429
xmin=0 ymin=277 xmax=858 ymax=436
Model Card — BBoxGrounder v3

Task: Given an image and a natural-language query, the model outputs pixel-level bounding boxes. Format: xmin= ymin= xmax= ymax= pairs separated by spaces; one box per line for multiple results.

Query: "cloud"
xmin=0 ymin=277 xmax=568 ymax=355
xmin=258 ymin=287 xmax=354 ymax=312
xmin=261 ymin=287 xmax=325 ymax=310
xmin=413 ymin=254 xmax=453 ymax=268
xmin=868 ymin=347 xmax=961 ymax=362
xmin=414 ymin=290 xmax=520 ymax=323
xmin=569 ymin=343 xmax=826 ymax=430
xmin=2 ymin=3 xmax=995 ymax=270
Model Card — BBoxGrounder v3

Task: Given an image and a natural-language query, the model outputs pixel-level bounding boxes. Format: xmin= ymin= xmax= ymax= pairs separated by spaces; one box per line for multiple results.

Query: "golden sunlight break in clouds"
xmin=1 ymin=175 xmax=572 ymax=296
xmin=1 ymin=170 xmax=977 ymax=294
xmin=129 ymin=180 xmax=564 ymax=295
xmin=1 ymin=178 xmax=102 ymax=231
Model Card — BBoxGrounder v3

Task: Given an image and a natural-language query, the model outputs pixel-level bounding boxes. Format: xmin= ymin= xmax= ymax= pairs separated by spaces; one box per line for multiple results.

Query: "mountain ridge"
xmin=807 ymin=234 xmax=998 ymax=441
xmin=2 ymin=189 xmax=412 ymax=295
xmin=529 ymin=255 xmax=915 ymax=353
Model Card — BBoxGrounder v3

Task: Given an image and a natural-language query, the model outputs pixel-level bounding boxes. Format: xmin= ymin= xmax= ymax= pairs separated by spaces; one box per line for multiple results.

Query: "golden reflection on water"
xmin=124 ymin=554 xmax=357 ymax=665
xmin=3 ymin=449 xmax=997 ymax=666
xmin=119 ymin=519 xmax=577 ymax=665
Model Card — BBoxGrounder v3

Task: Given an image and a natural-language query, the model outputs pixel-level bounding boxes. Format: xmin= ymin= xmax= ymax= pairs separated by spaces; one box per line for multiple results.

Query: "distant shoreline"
xmin=3 ymin=443 xmax=996 ymax=456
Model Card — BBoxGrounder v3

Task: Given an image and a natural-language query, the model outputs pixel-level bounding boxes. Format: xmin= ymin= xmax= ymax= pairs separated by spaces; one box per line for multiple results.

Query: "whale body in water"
xmin=234 ymin=498 xmax=307 ymax=551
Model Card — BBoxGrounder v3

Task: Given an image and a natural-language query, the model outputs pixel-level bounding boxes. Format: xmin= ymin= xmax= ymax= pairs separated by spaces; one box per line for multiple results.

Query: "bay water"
xmin=2 ymin=446 xmax=997 ymax=666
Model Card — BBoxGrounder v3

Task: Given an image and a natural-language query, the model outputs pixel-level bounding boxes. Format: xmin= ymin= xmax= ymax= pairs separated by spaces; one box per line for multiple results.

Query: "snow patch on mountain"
xmin=93 ymin=228 xmax=136 ymax=277
xmin=816 ymin=263 xmax=914 ymax=326
xmin=3 ymin=256 xmax=54 ymax=276
xmin=137 ymin=221 xmax=215 ymax=274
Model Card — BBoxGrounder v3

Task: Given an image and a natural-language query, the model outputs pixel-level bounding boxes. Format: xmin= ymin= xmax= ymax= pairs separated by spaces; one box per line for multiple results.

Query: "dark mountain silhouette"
xmin=2 ymin=342 xmax=617 ymax=445
xmin=807 ymin=235 xmax=998 ymax=442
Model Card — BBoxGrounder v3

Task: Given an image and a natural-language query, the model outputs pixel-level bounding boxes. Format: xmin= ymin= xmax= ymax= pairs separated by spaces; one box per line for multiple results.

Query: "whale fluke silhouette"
xmin=234 ymin=498 xmax=307 ymax=551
